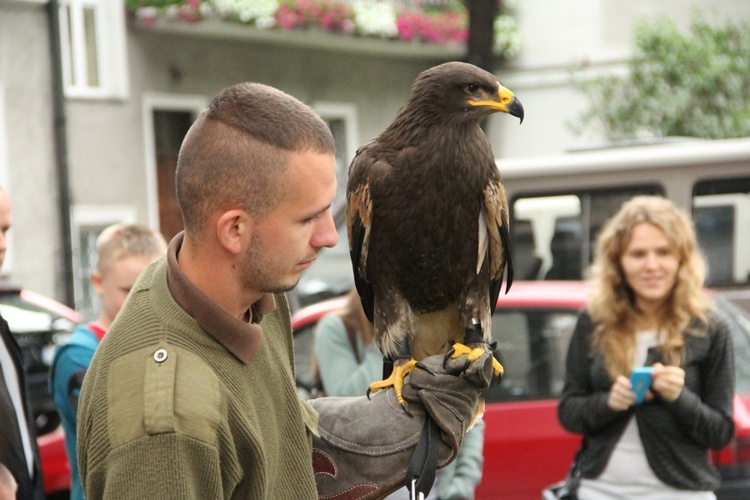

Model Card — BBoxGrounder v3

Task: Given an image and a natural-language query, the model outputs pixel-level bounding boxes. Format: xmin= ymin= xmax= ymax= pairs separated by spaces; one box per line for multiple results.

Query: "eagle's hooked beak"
xmin=468 ymin=85 xmax=524 ymax=124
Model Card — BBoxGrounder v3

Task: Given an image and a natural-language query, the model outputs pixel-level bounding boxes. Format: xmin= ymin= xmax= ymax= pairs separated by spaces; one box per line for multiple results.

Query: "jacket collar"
xmin=166 ymin=231 xmax=275 ymax=363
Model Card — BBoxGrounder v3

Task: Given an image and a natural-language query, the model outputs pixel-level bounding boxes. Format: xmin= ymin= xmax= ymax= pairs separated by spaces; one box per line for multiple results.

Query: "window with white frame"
xmin=142 ymin=92 xmax=208 ymax=237
xmin=313 ymin=102 xmax=359 ymax=218
xmin=292 ymin=103 xmax=359 ymax=307
xmin=58 ymin=0 xmax=128 ymax=99
xmin=71 ymin=206 xmax=137 ymax=321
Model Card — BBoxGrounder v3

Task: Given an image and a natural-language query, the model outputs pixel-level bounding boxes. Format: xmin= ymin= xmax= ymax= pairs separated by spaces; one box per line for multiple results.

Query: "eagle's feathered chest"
xmin=358 ymin=129 xmax=497 ymax=310
xmin=367 ymin=129 xmax=495 ymax=232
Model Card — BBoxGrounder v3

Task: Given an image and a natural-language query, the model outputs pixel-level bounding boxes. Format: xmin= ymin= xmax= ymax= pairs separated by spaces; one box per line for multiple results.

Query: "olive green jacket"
xmin=77 ymin=257 xmax=319 ymax=499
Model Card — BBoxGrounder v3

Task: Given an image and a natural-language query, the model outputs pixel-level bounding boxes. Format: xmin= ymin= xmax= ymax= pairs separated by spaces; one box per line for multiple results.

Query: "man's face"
xmin=240 ymin=149 xmax=339 ymax=294
xmin=0 ymin=190 xmax=11 ymax=270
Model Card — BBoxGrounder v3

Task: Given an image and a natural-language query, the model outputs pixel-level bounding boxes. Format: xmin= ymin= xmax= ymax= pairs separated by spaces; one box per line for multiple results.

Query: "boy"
xmin=50 ymin=223 xmax=166 ymax=500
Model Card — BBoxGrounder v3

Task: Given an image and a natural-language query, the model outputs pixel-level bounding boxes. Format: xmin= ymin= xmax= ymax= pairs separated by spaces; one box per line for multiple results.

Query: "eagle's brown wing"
xmin=346 ymin=149 xmax=379 ymax=324
xmin=483 ymin=179 xmax=514 ymax=315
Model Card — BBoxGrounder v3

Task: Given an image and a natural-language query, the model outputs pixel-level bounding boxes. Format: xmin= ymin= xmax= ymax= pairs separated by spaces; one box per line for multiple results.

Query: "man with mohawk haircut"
xmin=77 ymin=82 xmax=493 ymax=500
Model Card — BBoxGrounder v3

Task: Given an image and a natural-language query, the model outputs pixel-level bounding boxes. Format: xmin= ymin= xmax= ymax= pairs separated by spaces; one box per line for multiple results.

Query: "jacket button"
xmin=153 ymin=348 xmax=168 ymax=363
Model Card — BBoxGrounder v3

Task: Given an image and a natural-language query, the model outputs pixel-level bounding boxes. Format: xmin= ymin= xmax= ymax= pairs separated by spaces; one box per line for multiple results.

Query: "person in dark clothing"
xmin=0 ymin=187 xmax=44 ymax=499
xmin=558 ymin=196 xmax=734 ymax=499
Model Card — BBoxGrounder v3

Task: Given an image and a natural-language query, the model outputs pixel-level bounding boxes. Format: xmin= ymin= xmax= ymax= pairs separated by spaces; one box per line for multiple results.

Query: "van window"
xmin=693 ymin=177 xmax=750 ymax=287
xmin=511 ymin=185 xmax=664 ymax=280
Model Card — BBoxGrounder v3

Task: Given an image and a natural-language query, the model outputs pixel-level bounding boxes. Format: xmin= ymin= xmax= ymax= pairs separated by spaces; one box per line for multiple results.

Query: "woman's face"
xmin=620 ymin=222 xmax=680 ymax=312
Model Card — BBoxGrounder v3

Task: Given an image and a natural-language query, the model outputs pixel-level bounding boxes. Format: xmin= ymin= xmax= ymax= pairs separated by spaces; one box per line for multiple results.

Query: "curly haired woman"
xmin=558 ymin=195 xmax=735 ymax=499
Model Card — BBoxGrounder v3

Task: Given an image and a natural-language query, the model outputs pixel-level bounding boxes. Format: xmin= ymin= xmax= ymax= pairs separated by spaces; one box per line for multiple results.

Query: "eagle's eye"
xmin=464 ymin=84 xmax=479 ymax=94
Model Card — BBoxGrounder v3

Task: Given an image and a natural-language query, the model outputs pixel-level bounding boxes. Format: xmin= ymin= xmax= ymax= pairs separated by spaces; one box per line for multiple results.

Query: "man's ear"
xmin=91 ymin=271 xmax=103 ymax=294
xmin=216 ymin=209 xmax=251 ymax=255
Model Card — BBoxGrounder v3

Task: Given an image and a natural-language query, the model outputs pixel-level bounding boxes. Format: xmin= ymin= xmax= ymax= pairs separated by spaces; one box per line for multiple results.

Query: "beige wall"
xmin=0 ymin=2 xmax=60 ymax=299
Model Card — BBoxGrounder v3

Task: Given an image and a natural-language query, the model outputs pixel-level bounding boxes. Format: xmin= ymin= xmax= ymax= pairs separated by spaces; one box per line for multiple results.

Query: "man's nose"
xmin=312 ymin=212 xmax=338 ymax=249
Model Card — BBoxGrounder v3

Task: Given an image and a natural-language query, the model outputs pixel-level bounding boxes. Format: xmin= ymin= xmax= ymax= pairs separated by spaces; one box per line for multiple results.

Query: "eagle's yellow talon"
xmin=493 ymin=357 xmax=504 ymax=376
xmin=449 ymin=342 xmax=488 ymax=362
xmin=368 ymin=359 xmax=417 ymax=406
xmin=449 ymin=342 xmax=503 ymax=376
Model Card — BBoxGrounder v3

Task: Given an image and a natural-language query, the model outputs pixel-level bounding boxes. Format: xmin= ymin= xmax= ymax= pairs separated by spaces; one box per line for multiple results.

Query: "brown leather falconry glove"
xmin=310 ymin=350 xmax=494 ymax=500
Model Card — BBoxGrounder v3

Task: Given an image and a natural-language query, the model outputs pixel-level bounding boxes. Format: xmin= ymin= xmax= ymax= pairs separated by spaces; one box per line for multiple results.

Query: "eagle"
xmin=346 ymin=61 xmax=524 ymax=409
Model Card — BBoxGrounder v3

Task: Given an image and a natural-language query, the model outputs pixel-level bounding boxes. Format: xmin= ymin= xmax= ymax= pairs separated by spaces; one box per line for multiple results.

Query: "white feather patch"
xmin=477 ymin=211 xmax=488 ymax=274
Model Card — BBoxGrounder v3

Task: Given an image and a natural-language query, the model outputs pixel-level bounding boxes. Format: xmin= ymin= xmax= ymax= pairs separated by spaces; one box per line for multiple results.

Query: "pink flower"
xmin=275 ymin=5 xmax=303 ymax=30
xmin=132 ymin=1 xmax=475 ymax=47
xmin=395 ymin=9 xmax=468 ymax=45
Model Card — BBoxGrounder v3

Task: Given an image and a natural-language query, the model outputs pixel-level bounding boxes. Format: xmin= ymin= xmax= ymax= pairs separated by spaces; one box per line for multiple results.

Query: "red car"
xmin=0 ymin=287 xmax=81 ymax=496
xmin=291 ymin=281 xmax=750 ymax=499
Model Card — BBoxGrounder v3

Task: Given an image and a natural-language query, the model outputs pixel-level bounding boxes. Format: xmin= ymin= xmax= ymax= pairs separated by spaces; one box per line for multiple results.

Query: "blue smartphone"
xmin=630 ymin=367 xmax=653 ymax=404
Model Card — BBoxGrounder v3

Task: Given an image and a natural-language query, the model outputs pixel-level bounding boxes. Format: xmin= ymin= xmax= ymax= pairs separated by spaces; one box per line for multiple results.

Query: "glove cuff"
xmin=311 ymin=391 xmax=453 ymax=499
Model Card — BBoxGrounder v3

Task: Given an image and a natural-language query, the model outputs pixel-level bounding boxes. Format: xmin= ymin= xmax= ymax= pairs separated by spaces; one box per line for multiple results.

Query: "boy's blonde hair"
xmin=95 ymin=223 xmax=168 ymax=276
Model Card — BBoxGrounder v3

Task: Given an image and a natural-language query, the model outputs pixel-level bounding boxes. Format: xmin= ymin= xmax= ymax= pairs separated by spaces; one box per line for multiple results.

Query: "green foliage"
xmin=126 ymin=0 xmax=185 ymax=9
xmin=573 ymin=14 xmax=750 ymax=140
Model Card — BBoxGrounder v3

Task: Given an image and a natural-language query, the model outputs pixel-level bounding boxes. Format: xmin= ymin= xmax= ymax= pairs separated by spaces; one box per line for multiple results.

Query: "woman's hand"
xmin=608 ymin=376 xmax=636 ymax=411
xmin=651 ymin=362 xmax=684 ymax=402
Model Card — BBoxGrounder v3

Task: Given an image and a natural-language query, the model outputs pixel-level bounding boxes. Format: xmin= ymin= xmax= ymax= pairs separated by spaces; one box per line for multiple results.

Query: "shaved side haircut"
xmin=176 ymin=83 xmax=336 ymax=237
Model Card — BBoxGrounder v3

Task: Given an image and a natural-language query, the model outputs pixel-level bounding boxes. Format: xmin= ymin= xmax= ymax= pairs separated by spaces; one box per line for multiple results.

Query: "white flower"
xmin=503 ymin=0 xmax=520 ymax=10
xmin=211 ymin=0 xmax=279 ymax=27
xmin=256 ymin=15 xmax=276 ymax=30
xmin=136 ymin=6 xmax=158 ymax=21
xmin=494 ymin=13 xmax=521 ymax=58
xmin=165 ymin=4 xmax=181 ymax=19
xmin=199 ymin=2 xmax=215 ymax=18
xmin=353 ymin=0 xmax=398 ymax=38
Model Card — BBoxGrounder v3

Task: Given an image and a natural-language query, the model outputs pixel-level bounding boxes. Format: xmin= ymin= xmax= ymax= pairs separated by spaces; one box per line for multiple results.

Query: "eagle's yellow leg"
xmin=368 ymin=359 xmax=418 ymax=405
xmin=449 ymin=342 xmax=504 ymax=376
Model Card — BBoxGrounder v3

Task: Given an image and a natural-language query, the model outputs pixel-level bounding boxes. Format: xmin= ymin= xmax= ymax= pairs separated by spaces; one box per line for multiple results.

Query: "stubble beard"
xmin=241 ymin=233 xmax=300 ymax=295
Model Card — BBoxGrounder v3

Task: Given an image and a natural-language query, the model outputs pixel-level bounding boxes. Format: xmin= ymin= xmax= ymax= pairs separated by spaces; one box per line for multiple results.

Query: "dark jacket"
xmin=558 ymin=308 xmax=735 ymax=491
xmin=0 ymin=312 xmax=45 ymax=499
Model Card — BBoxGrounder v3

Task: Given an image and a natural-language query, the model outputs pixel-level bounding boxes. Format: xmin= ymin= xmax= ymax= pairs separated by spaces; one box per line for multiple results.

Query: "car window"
xmin=715 ymin=297 xmax=750 ymax=395
xmin=692 ymin=177 xmax=750 ymax=288
xmin=293 ymin=323 xmax=318 ymax=398
xmin=511 ymin=185 xmax=664 ymax=281
xmin=486 ymin=308 xmax=578 ymax=403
